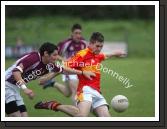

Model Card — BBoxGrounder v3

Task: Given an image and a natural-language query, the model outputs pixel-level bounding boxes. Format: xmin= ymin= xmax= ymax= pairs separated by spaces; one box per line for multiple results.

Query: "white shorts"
xmin=76 ymin=86 xmax=109 ymax=109
xmin=5 ymin=81 xmax=24 ymax=106
xmin=62 ymin=74 xmax=78 ymax=82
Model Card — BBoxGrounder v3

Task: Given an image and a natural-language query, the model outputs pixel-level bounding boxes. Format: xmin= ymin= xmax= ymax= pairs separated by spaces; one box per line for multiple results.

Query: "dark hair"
xmin=90 ymin=32 xmax=104 ymax=43
xmin=71 ymin=23 xmax=82 ymax=32
xmin=39 ymin=42 xmax=58 ymax=56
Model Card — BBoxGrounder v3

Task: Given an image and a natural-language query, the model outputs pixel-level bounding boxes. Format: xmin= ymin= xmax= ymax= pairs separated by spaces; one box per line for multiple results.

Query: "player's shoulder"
xmin=16 ymin=51 xmax=40 ymax=64
xmin=25 ymin=51 xmax=41 ymax=61
xmin=76 ymin=48 xmax=89 ymax=57
xmin=57 ymin=38 xmax=72 ymax=46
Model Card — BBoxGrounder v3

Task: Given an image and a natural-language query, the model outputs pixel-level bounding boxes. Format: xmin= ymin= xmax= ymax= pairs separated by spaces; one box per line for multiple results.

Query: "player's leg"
xmin=55 ymin=75 xmax=78 ymax=102
xmin=68 ymin=75 xmax=79 ymax=104
xmin=54 ymin=81 xmax=71 ymax=97
xmin=20 ymin=112 xmax=28 ymax=117
xmin=34 ymin=87 xmax=93 ymax=117
xmin=92 ymin=92 xmax=111 ymax=117
xmin=5 ymin=82 xmax=24 ymax=117
xmin=42 ymin=75 xmax=71 ymax=97
xmin=84 ymin=85 xmax=111 ymax=117
xmin=74 ymin=86 xmax=93 ymax=117
xmin=18 ymin=105 xmax=28 ymax=117
xmin=42 ymin=78 xmax=55 ymax=89
xmin=57 ymin=105 xmax=79 ymax=116
xmin=15 ymin=88 xmax=28 ymax=117
xmin=94 ymin=105 xmax=111 ymax=117
xmin=34 ymin=100 xmax=79 ymax=116
xmin=75 ymin=101 xmax=92 ymax=117
xmin=5 ymin=101 xmax=22 ymax=117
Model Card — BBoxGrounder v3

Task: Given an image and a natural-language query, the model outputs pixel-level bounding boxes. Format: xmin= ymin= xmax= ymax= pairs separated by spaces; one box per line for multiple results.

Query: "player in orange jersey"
xmin=35 ymin=32 xmax=126 ymax=117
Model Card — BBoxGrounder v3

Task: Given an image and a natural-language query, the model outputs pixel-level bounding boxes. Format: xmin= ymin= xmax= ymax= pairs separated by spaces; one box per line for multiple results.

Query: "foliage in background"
xmin=6 ymin=5 xmax=155 ymax=20
xmin=5 ymin=16 xmax=155 ymax=57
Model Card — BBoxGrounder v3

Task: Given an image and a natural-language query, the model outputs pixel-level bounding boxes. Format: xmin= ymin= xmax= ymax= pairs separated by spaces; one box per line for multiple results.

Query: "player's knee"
xmin=64 ymin=88 xmax=72 ymax=97
xmin=8 ymin=111 xmax=22 ymax=117
xmin=18 ymin=105 xmax=28 ymax=117
xmin=18 ymin=105 xmax=27 ymax=113
xmin=72 ymin=108 xmax=80 ymax=116
xmin=64 ymin=92 xmax=71 ymax=97
xmin=75 ymin=110 xmax=88 ymax=117
xmin=21 ymin=112 xmax=28 ymax=117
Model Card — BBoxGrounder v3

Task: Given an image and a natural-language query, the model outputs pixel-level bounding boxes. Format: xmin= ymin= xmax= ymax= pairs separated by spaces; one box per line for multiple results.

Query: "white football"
xmin=111 ymin=95 xmax=129 ymax=112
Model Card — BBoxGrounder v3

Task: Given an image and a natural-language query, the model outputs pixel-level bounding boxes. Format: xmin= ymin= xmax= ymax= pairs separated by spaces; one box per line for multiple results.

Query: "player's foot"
xmin=42 ymin=79 xmax=55 ymax=89
xmin=34 ymin=100 xmax=61 ymax=111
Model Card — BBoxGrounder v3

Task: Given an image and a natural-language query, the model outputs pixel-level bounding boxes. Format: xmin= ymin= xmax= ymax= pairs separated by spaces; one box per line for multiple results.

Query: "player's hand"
xmin=23 ymin=88 xmax=35 ymax=100
xmin=114 ymin=50 xmax=127 ymax=57
xmin=83 ymin=71 xmax=96 ymax=80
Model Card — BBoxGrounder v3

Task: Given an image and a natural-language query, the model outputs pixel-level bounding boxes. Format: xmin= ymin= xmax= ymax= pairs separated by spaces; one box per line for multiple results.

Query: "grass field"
xmin=5 ymin=57 xmax=155 ymax=117
xmin=5 ymin=16 xmax=155 ymax=117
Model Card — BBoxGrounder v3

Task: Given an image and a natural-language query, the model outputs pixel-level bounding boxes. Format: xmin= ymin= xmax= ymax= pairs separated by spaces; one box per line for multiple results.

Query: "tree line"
xmin=6 ymin=5 xmax=154 ymax=20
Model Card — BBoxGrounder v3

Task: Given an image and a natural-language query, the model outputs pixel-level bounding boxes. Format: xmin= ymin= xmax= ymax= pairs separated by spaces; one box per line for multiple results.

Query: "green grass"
xmin=5 ymin=16 xmax=155 ymax=57
xmin=5 ymin=57 xmax=155 ymax=117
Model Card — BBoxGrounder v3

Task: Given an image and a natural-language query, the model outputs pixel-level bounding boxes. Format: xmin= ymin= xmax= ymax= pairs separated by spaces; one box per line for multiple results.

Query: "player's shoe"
xmin=42 ymin=79 xmax=55 ymax=89
xmin=34 ymin=100 xmax=61 ymax=111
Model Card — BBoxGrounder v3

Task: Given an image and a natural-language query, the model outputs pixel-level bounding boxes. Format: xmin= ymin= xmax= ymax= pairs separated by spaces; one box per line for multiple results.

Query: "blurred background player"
xmin=5 ymin=42 xmax=95 ymax=117
xmin=42 ymin=23 xmax=87 ymax=105
xmin=14 ymin=36 xmax=24 ymax=58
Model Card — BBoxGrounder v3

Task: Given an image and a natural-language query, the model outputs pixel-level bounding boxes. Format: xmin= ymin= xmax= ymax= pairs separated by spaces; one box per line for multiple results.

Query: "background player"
xmin=43 ymin=23 xmax=87 ymax=104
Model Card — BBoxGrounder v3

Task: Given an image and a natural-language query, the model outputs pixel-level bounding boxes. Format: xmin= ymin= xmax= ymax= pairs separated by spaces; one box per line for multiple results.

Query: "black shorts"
xmin=5 ymin=101 xmax=27 ymax=114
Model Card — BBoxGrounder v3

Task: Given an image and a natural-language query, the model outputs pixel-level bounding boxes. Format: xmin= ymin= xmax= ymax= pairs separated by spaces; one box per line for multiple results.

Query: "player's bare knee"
xmin=64 ymin=91 xmax=72 ymax=97
xmin=102 ymin=111 xmax=111 ymax=117
xmin=21 ymin=112 xmax=28 ymax=117
xmin=75 ymin=109 xmax=89 ymax=117
xmin=8 ymin=111 xmax=21 ymax=117
xmin=72 ymin=108 xmax=80 ymax=116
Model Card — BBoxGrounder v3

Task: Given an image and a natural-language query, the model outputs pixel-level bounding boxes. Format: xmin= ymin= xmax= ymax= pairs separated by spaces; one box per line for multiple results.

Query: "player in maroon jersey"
xmin=5 ymin=42 xmax=95 ymax=117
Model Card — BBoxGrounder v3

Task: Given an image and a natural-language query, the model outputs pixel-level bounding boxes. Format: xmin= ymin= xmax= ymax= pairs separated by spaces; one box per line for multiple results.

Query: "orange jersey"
xmin=65 ymin=48 xmax=106 ymax=93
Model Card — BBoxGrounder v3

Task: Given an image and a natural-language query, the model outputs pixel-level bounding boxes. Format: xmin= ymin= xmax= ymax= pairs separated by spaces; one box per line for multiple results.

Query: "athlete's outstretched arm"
xmin=63 ymin=66 xmax=96 ymax=80
xmin=105 ymin=50 xmax=127 ymax=60
xmin=38 ymin=66 xmax=96 ymax=85
xmin=12 ymin=63 xmax=35 ymax=99
xmin=38 ymin=72 xmax=58 ymax=85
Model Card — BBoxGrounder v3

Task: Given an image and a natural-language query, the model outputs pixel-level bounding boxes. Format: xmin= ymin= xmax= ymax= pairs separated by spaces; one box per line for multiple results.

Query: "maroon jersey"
xmin=57 ymin=37 xmax=87 ymax=59
xmin=5 ymin=52 xmax=63 ymax=86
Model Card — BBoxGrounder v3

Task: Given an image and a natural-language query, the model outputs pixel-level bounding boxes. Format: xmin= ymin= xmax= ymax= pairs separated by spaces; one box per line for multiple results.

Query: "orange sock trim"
xmin=51 ymin=102 xmax=61 ymax=111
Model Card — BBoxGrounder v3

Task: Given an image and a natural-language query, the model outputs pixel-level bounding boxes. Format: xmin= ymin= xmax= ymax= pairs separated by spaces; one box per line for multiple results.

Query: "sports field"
xmin=5 ymin=57 xmax=155 ymax=117
xmin=5 ymin=16 xmax=155 ymax=117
